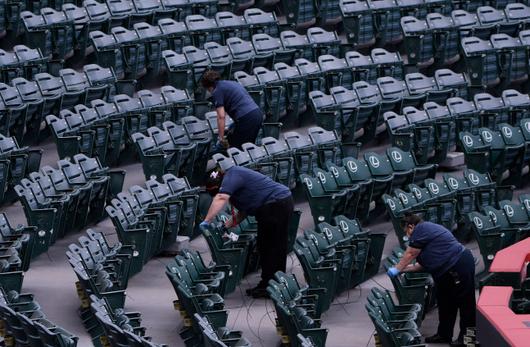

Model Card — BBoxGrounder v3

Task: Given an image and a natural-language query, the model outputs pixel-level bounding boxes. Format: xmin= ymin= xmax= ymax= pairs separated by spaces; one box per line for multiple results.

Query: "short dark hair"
xmin=201 ymin=70 xmax=221 ymax=89
xmin=401 ymin=213 xmax=423 ymax=228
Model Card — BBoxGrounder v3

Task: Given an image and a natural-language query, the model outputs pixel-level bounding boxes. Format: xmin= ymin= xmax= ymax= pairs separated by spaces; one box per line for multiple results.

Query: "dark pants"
xmin=435 ymin=248 xmax=476 ymax=342
xmin=227 ymin=108 xmax=263 ymax=149
xmin=254 ymin=196 xmax=294 ymax=286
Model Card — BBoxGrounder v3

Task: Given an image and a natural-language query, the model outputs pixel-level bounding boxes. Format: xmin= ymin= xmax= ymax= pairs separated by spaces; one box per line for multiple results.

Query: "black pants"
xmin=434 ymin=248 xmax=476 ymax=342
xmin=254 ymin=196 xmax=294 ymax=286
xmin=227 ymin=108 xmax=263 ymax=149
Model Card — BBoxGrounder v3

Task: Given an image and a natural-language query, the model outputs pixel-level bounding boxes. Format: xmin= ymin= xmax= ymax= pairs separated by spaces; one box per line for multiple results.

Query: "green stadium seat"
xmin=340 ymin=0 xmax=376 ymax=47
xmin=461 ymin=36 xmax=500 ymax=88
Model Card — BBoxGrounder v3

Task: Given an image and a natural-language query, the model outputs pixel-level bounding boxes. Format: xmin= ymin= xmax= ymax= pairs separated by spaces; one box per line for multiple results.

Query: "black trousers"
xmin=254 ymin=196 xmax=294 ymax=286
xmin=227 ymin=108 xmax=263 ymax=150
xmin=434 ymin=248 xmax=476 ymax=341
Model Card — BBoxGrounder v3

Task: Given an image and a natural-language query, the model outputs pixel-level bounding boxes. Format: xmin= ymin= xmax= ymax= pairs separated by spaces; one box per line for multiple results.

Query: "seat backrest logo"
xmin=504 ymin=205 xmax=514 ymax=217
xmin=429 ymin=182 xmax=439 ymax=195
xmin=347 ymin=161 xmax=358 ymax=173
xmin=463 ymin=135 xmax=473 ymax=147
xmin=412 ymin=187 xmax=421 ymax=199
xmin=369 ymin=156 xmax=380 ymax=168
xmin=331 ymin=166 xmax=339 ymax=177
xmin=398 ymin=193 xmax=408 ymax=204
xmin=448 ymin=177 xmax=459 ymax=189
xmin=339 ymin=220 xmax=349 ymax=233
xmin=468 ymin=173 xmax=479 ymax=185
xmin=317 ymin=171 xmax=326 ymax=183
xmin=488 ymin=211 xmax=497 ymax=223
xmin=323 ymin=227 xmax=333 ymax=239
xmin=473 ymin=216 xmax=483 ymax=229
xmin=482 ymin=130 xmax=493 ymax=143
xmin=525 ymin=199 xmax=530 ymax=211
xmin=387 ymin=198 xmax=396 ymax=210
xmin=304 ymin=177 xmax=313 ymax=189
xmin=525 ymin=121 xmax=530 ymax=133
xmin=391 ymin=150 xmax=402 ymax=163
xmin=502 ymin=126 xmax=512 ymax=138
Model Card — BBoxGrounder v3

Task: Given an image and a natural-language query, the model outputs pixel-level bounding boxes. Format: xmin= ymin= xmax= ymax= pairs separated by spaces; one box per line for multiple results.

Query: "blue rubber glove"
xmin=199 ymin=220 xmax=210 ymax=229
xmin=387 ymin=267 xmax=400 ymax=278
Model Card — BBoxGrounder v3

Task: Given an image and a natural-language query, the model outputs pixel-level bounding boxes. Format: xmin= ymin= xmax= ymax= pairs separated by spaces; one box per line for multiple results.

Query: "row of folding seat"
xmin=462 ymin=31 xmax=530 ymax=88
xmin=402 ymin=3 xmax=530 ymax=68
xmin=168 ymin=249 xmax=253 ymax=346
xmin=0 ymin=287 xmax=78 ymax=347
xmin=459 ymin=119 xmax=530 ymax=186
xmin=468 ymin=195 xmax=530 ymax=271
xmin=0 ymin=45 xmax=53 ymax=84
xmin=15 ymin=154 xmax=125 ymax=254
xmin=365 ymin=287 xmax=425 ymax=347
xmin=194 ymin=314 xmax=251 ymax=347
xmin=309 ymin=69 xmax=468 ymax=144
xmin=383 ymin=169 xmax=513 ymax=246
xmin=132 ymin=112 xmax=234 ymax=182
xmin=294 ymin=215 xmax=386 ymax=312
xmin=91 ymin=20 xmax=337 ymax=82
xmin=301 ymin=146 xmax=437 ymax=225
xmin=1 ymin=64 xmax=131 ymax=145
xmin=67 ymin=229 xmax=163 ymax=346
xmin=340 ymin=0 xmax=528 ymax=48
xmin=17 ymin=1 xmax=223 ymax=59
xmin=0 ymin=134 xmax=42 ymax=206
xmin=106 ymin=173 xmax=199 ymax=267
xmin=213 ymin=127 xmax=352 ymax=190
xmin=47 ymin=85 xmax=193 ymax=167
xmin=165 ymin=248 xmax=232 ymax=346
xmin=384 ymin=247 xmax=437 ymax=315
xmin=267 ymin=271 xmax=328 ymax=347
xmin=384 ymin=89 xmax=530 ymax=164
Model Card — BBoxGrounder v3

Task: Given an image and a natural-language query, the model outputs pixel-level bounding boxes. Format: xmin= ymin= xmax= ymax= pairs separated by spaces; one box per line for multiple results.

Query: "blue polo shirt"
xmin=219 ymin=167 xmax=291 ymax=216
xmin=409 ymin=221 xmax=465 ymax=279
xmin=211 ymin=80 xmax=259 ymax=120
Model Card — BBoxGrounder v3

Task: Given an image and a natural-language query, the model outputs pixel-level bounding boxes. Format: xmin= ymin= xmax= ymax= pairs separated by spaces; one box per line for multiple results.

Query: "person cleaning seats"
xmin=200 ymin=165 xmax=294 ymax=298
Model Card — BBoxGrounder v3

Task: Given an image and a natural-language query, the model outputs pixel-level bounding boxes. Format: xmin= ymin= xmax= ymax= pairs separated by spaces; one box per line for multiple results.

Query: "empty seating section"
xmin=48 ymin=85 xmax=192 ymax=167
xmin=15 ymin=154 xmax=125 ymax=255
xmin=67 ymin=229 xmax=165 ymax=346
xmin=301 ymin=146 xmax=436 ymax=225
xmin=294 ymin=215 xmax=386 ymax=312
xmin=459 ymin=118 xmax=530 ymax=186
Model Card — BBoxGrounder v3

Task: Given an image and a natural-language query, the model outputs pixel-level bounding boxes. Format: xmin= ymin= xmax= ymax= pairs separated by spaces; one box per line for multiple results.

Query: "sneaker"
xmin=424 ymin=334 xmax=451 ymax=344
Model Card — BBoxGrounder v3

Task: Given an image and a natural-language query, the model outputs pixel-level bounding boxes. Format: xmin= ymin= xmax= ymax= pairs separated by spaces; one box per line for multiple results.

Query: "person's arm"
xmin=394 ymin=246 xmax=421 ymax=272
xmin=401 ymin=262 xmax=424 ymax=273
xmin=216 ymin=106 xmax=226 ymax=140
xmin=204 ymin=193 xmax=230 ymax=223
xmin=224 ymin=211 xmax=247 ymax=228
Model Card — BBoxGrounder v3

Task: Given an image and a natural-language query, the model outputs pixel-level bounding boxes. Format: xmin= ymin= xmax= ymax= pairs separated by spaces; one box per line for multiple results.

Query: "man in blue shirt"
xmin=387 ymin=214 xmax=476 ymax=347
xmin=202 ymin=70 xmax=264 ymax=150
xmin=200 ymin=166 xmax=294 ymax=298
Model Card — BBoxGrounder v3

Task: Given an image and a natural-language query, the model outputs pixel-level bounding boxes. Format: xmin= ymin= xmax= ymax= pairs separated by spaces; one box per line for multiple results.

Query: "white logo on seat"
xmin=429 ymin=182 xmax=439 ymax=195
xmin=317 ymin=171 xmax=326 ymax=184
xmin=339 ymin=220 xmax=349 ymax=233
xmin=387 ymin=198 xmax=396 ymax=211
xmin=502 ymin=126 xmax=513 ymax=138
xmin=481 ymin=130 xmax=493 ymax=143
xmin=468 ymin=173 xmax=479 ymax=185
xmin=323 ymin=227 xmax=333 ymax=240
xmin=525 ymin=199 xmax=530 ymax=211
xmin=473 ymin=216 xmax=483 ymax=229
xmin=347 ymin=161 xmax=358 ymax=173
xmin=398 ymin=193 xmax=408 ymax=204
xmin=488 ymin=211 xmax=497 ymax=223
xmin=463 ymin=135 xmax=473 ymax=147
xmin=504 ymin=205 xmax=514 ymax=217
xmin=304 ymin=177 xmax=313 ymax=189
xmin=412 ymin=187 xmax=421 ymax=199
xmin=391 ymin=150 xmax=402 ymax=163
xmin=331 ymin=166 xmax=339 ymax=177
xmin=369 ymin=156 xmax=380 ymax=168
xmin=448 ymin=177 xmax=459 ymax=189
xmin=525 ymin=121 xmax=530 ymax=133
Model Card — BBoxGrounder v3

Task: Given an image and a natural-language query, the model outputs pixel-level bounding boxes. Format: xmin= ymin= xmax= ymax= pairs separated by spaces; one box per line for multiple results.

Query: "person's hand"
xmin=387 ymin=267 xmax=400 ymax=278
xmin=199 ymin=220 xmax=210 ymax=229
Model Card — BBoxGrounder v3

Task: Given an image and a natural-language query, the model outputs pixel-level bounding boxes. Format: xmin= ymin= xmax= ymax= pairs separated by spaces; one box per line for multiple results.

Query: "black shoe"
xmin=425 ymin=334 xmax=451 ymax=344
xmin=246 ymin=286 xmax=269 ymax=298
